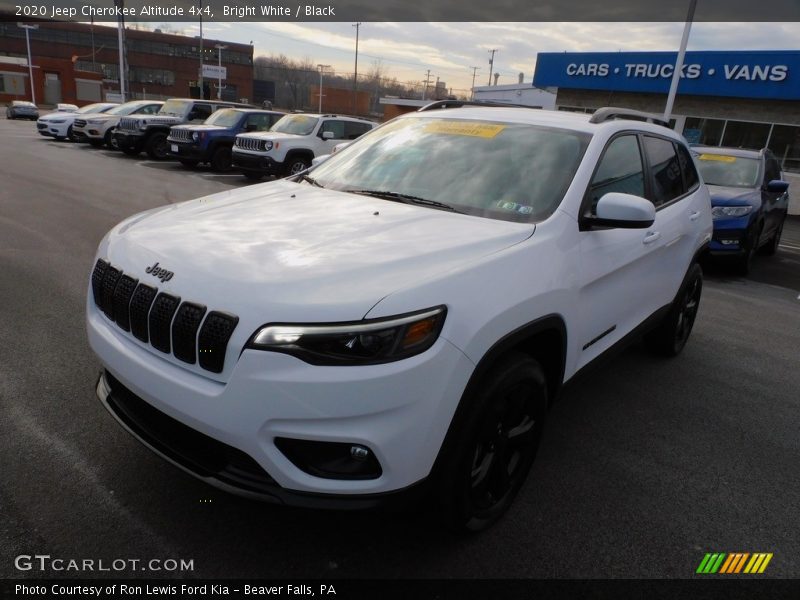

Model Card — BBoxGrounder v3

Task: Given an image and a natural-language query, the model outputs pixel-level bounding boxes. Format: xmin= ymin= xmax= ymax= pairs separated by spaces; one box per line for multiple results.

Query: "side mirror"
xmin=320 ymin=131 xmax=334 ymax=140
xmin=766 ymin=180 xmax=789 ymax=194
xmin=588 ymin=192 xmax=656 ymax=229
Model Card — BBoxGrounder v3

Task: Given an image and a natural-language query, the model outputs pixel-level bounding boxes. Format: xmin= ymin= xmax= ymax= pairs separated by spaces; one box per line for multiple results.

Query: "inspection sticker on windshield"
xmin=424 ymin=121 xmax=506 ymax=138
xmin=698 ymin=154 xmax=737 ymax=162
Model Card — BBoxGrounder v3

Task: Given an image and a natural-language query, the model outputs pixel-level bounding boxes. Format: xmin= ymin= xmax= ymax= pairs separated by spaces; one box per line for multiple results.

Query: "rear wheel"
xmin=145 ymin=132 xmax=169 ymax=160
xmin=210 ymin=146 xmax=233 ymax=172
xmin=438 ymin=353 xmax=547 ymax=532
xmin=644 ymin=263 xmax=703 ymax=357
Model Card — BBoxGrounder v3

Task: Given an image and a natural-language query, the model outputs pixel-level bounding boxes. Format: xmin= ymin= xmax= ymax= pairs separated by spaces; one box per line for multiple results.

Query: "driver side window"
xmin=587 ymin=135 xmax=645 ymax=214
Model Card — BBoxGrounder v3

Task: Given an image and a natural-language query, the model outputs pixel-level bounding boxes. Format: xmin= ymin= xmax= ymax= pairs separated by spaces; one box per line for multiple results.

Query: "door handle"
xmin=689 ymin=211 xmax=701 ymax=221
xmin=643 ymin=231 xmax=661 ymax=245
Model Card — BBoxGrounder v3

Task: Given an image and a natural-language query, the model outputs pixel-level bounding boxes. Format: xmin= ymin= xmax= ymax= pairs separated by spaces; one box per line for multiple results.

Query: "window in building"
xmin=767 ymin=124 xmax=800 ymax=174
xmin=721 ymin=120 xmax=770 ymax=150
xmin=129 ymin=67 xmax=175 ymax=86
xmin=683 ymin=117 xmax=725 ymax=146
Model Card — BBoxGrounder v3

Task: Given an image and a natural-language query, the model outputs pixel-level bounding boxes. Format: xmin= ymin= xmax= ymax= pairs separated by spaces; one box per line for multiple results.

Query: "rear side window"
xmin=676 ymin=143 xmax=699 ymax=191
xmin=193 ymin=104 xmax=213 ymax=120
xmin=344 ymin=121 xmax=372 ymax=140
xmin=644 ymin=136 xmax=683 ymax=206
xmin=320 ymin=120 xmax=346 ymax=138
xmin=587 ymin=135 xmax=645 ymax=213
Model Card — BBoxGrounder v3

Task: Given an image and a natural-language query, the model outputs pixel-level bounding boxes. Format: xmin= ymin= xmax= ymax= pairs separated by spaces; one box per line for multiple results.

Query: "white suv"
xmin=87 ymin=103 xmax=712 ymax=530
xmin=231 ymin=112 xmax=376 ymax=179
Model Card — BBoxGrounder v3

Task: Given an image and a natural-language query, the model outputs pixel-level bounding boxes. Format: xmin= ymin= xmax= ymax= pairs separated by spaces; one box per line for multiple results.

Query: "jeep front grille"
xmin=117 ymin=117 xmax=139 ymax=132
xmin=91 ymin=259 xmax=238 ymax=374
xmin=235 ymin=137 xmax=264 ymax=151
xmin=168 ymin=129 xmax=193 ymax=143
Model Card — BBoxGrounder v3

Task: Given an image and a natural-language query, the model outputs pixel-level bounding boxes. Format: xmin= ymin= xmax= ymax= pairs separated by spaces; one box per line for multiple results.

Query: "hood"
xmin=171 ymin=124 xmax=228 ymax=132
xmin=707 ymin=185 xmax=760 ymax=207
xmin=237 ymin=131 xmax=303 ymax=142
xmin=103 ymin=181 xmax=533 ymax=326
xmin=40 ymin=112 xmax=78 ymax=121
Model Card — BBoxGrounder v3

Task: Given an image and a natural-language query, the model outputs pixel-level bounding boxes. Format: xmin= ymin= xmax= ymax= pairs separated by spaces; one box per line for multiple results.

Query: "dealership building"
xmin=531 ymin=50 xmax=800 ymax=173
xmin=0 ymin=20 xmax=253 ymax=106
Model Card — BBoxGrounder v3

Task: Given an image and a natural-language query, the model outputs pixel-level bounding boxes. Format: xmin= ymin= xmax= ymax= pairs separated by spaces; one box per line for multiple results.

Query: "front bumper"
xmin=87 ymin=301 xmax=473 ymax=501
xmin=166 ymin=140 xmax=207 ymax=161
xmin=709 ymin=215 xmax=752 ymax=254
xmin=37 ymin=121 xmax=69 ymax=137
xmin=232 ymin=149 xmax=280 ymax=174
xmin=114 ymin=130 xmax=144 ymax=151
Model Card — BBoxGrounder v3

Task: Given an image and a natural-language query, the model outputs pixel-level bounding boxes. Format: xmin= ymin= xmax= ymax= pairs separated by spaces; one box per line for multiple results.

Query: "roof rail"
xmin=589 ymin=107 xmax=670 ymax=127
xmin=417 ymin=100 xmax=542 ymax=112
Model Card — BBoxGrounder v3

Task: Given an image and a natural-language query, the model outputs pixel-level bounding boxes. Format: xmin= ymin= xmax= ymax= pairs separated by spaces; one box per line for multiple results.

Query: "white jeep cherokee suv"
xmin=87 ymin=103 xmax=712 ymax=530
xmin=231 ymin=112 xmax=376 ymax=179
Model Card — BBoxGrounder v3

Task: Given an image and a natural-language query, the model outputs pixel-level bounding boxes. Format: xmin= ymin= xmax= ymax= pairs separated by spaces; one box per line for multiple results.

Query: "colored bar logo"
xmin=696 ymin=553 xmax=773 ymax=574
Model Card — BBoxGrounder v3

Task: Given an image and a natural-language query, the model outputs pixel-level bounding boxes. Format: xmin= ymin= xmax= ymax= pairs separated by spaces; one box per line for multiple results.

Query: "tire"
xmin=179 ymin=159 xmax=200 ymax=168
xmin=736 ymin=224 xmax=761 ymax=276
xmin=145 ymin=132 xmax=169 ymax=160
xmin=283 ymin=156 xmax=310 ymax=176
xmin=210 ymin=146 xmax=232 ymax=172
xmin=103 ymin=129 xmax=114 ymax=148
xmin=437 ymin=353 xmax=548 ymax=532
xmin=762 ymin=219 xmax=784 ymax=256
xmin=243 ymin=171 xmax=263 ymax=181
xmin=644 ymin=263 xmax=703 ymax=357
xmin=66 ymin=125 xmax=75 ymax=142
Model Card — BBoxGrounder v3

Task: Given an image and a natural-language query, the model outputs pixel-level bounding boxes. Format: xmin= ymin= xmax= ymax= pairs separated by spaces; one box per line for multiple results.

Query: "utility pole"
xmin=352 ymin=22 xmax=361 ymax=114
xmin=422 ymin=69 xmax=432 ymax=101
xmin=469 ymin=66 xmax=480 ymax=100
xmin=317 ymin=64 xmax=330 ymax=113
xmin=113 ymin=0 xmax=126 ymax=101
xmin=17 ymin=23 xmax=38 ymax=105
xmin=215 ymin=44 xmax=227 ymax=100
xmin=664 ymin=0 xmax=697 ymax=122
xmin=198 ymin=0 xmax=203 ymax=99
xmin=487 ymin=49 xmax=498 ymax=86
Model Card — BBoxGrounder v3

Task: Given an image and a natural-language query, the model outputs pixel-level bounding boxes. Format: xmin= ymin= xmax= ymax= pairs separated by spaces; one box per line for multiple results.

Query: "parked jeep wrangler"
xmin=113 ymin=98 xmax=250 ymax=160
xmin=231 ymin=113 xmax=376 ymax=179
xmin=167 ymin=108 xmax=285 ymax=172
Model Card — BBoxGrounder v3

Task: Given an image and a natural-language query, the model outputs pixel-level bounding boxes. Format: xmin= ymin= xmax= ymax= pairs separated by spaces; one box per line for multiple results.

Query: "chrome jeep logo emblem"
xmin=145 ymin=262 xmax=174 ymax=282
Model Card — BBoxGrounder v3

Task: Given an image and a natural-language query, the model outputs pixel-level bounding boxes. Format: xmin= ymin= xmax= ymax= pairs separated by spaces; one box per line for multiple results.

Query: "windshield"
xmin=310 ymin=117 xmax=591 ymax=223
xmin=158 ymin=100 xmax=191 ymax=117
xmin=204 ymin=109 xmax=242 ymax=127
xmin=271 ymin=114 xmax=319 ymax=136
xmin=107 ymin=103 xmax=148 ymax=116
xmin=695 ymin=153 xmax=760 ymax=188
xmin=77 ymin=104 xmax=112 ymax=114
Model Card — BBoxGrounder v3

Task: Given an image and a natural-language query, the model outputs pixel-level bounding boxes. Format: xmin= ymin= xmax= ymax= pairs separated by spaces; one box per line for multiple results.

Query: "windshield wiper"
xmin=297 ymin=174 xmax=323 ymax=187
xmin=350 ymin=190 xmax=462 ymax=213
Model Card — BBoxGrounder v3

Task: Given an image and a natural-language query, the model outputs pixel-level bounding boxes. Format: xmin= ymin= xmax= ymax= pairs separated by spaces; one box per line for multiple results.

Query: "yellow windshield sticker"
xmin=424 ymin=121 xmax=506 ymax=138
xmin=698 ymin=154 xmax=737 ymax=163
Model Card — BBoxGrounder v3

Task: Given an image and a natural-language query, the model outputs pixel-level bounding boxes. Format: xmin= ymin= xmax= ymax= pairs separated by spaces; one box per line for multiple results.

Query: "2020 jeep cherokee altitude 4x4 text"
xmin=87 ymin=103 xmax=712 ymax=531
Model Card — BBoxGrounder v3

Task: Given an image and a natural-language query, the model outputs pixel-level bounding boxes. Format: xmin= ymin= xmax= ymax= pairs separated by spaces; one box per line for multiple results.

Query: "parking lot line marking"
xmin=779 ymin=243 xmax=800 ymax=251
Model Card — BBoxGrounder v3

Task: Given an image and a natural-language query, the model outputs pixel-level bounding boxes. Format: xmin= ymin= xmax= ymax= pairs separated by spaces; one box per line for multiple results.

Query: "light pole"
xmin=317 ymin=64 xmax=330 ymax=113
xmin=352 ymin=22 xmax=361 ymax=113
xmin=215 ymin=44 xmax=227 ymax=100
xmin=17 ymin=23 xmax=38 ymax=105
xmin=487 ymin=49 xmax=498 ymax=86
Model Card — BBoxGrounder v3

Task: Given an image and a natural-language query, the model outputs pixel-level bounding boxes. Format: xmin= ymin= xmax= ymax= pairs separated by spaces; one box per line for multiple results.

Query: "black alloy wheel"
xmin=645 ymin=262 xmax=703 ymax=357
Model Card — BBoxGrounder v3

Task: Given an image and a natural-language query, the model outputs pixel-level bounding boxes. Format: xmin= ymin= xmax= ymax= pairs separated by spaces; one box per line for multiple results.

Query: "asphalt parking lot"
xmin=1 ymin=115 xmax=799 ymax=580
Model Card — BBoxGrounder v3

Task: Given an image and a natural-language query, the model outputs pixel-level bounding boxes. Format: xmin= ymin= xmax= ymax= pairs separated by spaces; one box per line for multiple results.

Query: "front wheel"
xmin=284 ymin=156 xmax=310 ymax=176
xmin=210 ymin=146 xmax=233 ymax=172
xmin=66 ymin=125 xmax=75 ymax=142
xmin=438 ymin=353 xmax=548 ymax=532
xmin=145 ymin=132 xmax=169 ymax=160
xmin=762 ymin=219 xmax=784 ymax=256
xmin=644 ymin=263 xmax=703 ymax=357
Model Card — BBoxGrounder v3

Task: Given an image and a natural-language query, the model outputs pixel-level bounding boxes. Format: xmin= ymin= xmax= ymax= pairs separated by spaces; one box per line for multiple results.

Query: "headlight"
xmin=247 ymin=306 xmax=446 ymax=365
xmin=87 ymin=118 xmax=104 ymax=125
xmin=711 ymin=205 xmax=753 ymax=219
xmin=192 ymin=131 xmax=200 ymax=142
xmin=262 ymin=140 xmax=273 ymax=151
xmin=50 ymin=119 xmax=66 ymax=124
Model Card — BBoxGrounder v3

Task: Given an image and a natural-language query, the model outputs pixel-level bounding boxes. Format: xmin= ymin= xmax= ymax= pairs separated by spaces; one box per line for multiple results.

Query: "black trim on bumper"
xmin=113 ymin=131 xmax=144 ymax=151
xmin=232 ymin=151 xmax=280 ymax=174
xmin=167 ymin=141 xmax=208 ymax=161
xmin=96 ymin=370 xmax=428 ymax=510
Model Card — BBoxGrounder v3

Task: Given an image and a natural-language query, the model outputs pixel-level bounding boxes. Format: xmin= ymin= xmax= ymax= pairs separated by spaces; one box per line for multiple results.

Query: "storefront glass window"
xmin=721 ymin=120 xmax=771 ymax=150
xmin=767 ymin=124 xmax=800 ymax=173
xmin=683 ymin=117 xmax=724 ymax=146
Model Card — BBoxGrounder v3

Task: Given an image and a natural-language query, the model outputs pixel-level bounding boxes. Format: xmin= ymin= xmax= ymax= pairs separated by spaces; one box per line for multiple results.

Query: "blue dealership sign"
xmin=533 ymin=51 xmax=800 ymax=100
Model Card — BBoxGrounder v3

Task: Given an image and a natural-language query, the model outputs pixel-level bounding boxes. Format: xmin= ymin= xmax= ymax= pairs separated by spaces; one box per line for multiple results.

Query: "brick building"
xmin=0 ymin=21 xmax=253 ymax=106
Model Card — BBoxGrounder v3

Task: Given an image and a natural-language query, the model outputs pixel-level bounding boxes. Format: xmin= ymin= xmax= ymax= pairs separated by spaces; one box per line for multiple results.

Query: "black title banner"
xmin=1 ymin=0 xmax=800 ymax=22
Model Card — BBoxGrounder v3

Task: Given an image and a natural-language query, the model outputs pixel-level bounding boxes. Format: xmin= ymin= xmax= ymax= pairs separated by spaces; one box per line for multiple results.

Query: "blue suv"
xmin=167 ymin=108 xmax=285 ymax=172
xmin=694 ymin=146 xmax=790 ymax=274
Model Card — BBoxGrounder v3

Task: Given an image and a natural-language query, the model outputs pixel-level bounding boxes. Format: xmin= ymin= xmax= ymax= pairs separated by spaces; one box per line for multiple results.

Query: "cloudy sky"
xmin=164 ymin=21 xmax=800 ymax=94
